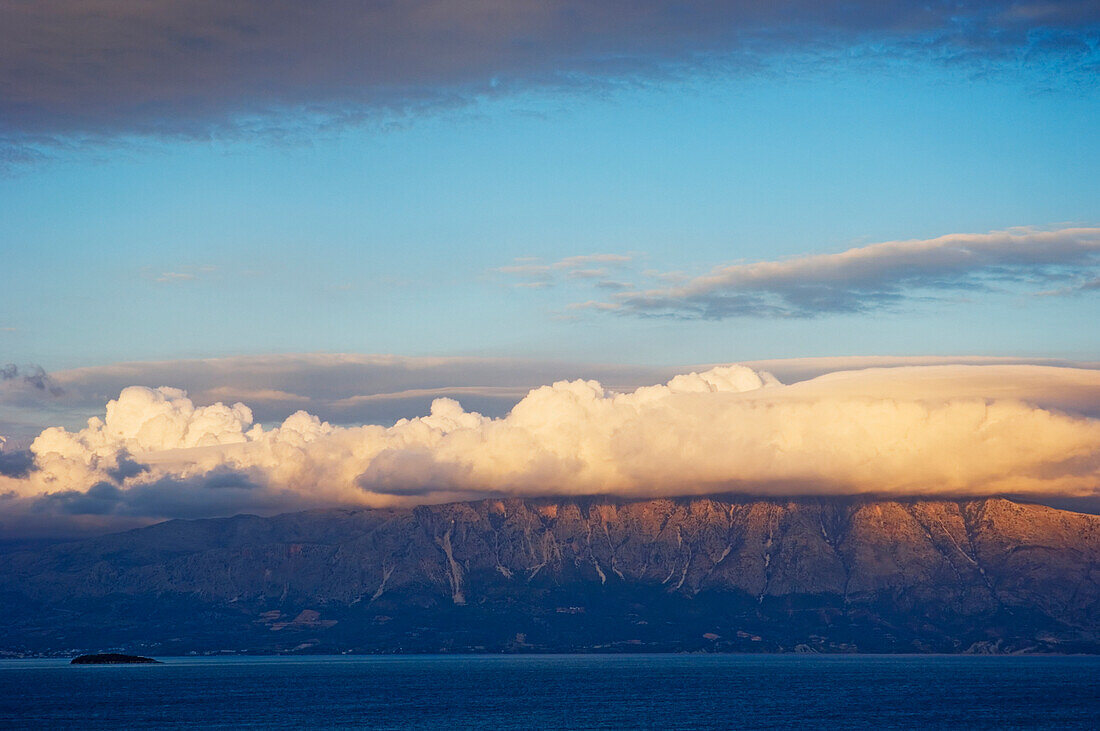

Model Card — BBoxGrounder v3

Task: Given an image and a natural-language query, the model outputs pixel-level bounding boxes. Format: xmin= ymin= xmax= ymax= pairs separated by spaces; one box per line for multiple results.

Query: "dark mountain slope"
xmin=1 ymin=496 xmax=1098 ymax=655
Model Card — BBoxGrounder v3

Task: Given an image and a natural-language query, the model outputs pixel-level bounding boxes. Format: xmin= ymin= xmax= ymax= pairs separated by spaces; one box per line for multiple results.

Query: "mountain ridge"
xmin=2 ymin=495 xmax=1098 ymax=655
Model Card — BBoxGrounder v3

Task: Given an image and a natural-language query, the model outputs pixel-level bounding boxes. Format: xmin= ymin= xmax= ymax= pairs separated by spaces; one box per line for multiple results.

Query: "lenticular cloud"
xmin=3 ymin=364 xmax=1100 ymax=518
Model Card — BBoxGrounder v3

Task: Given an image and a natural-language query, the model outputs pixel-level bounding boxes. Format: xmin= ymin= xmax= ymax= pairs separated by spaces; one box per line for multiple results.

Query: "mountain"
xmin=2 ymin=496 xmax=1098 ymax=655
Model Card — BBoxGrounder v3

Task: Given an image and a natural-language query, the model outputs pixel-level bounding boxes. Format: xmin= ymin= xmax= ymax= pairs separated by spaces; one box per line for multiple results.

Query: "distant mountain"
xmin=2 ymin=496 xmax=1098 ymax=655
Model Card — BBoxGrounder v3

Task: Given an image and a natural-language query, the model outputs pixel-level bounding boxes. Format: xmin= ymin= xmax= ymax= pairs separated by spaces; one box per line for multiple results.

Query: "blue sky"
xmin=1 ymin=4 xmax=1099 ymax=372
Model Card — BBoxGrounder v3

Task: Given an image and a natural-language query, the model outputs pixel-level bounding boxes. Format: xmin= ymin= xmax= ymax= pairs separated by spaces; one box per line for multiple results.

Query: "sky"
xmin=3 ymin=73 xmax=1100 ymax=368
xmin=1 ymin=1 xmax=1099 ymax=536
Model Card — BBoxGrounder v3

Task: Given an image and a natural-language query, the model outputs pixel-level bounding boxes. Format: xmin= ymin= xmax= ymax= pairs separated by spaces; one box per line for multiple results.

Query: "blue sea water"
xmin=1 ymin=654 xmax=1098 ymax=729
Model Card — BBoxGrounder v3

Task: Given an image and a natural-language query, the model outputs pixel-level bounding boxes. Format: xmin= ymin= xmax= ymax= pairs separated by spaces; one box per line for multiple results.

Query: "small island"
xmin=71 ymin=653 xmax=160 ymax=665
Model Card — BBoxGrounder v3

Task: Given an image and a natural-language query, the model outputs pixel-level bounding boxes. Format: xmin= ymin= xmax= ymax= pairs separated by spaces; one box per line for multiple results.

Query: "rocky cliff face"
xmin=2 ymin=496 xmax=1098 ymax=654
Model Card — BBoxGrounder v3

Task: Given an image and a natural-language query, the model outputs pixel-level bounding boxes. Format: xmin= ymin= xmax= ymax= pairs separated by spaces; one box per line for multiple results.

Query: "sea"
xmin=2 ymin=654 xmax=1098 ymax=729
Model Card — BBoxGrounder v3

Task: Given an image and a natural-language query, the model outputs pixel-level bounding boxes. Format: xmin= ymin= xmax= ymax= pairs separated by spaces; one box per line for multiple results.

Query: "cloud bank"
xmin=0 ymin=354 xmax=676 ymax=445
xmin=2 ymin=1 xmax=1097 ymax=145
xmin=584 ymin=227 xmax=1100 ymax=318
xmin=3 ymin=353 xmax=1096 ymax=445
xmin=3 ymin=363 xmax=1099 ymax=536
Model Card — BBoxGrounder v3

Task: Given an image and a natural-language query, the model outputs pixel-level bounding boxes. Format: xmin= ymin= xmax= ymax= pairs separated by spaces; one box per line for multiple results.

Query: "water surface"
xmin=2 ymin=654 xmax=1097 ymax=729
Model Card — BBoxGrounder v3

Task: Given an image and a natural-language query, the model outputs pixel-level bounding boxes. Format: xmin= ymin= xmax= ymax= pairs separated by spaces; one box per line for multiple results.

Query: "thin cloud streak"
xmin=332 ymin=386 xmax=535 ymax=407
xmin=0 ymin=354 xmax=673 ymax=443
xmin=495 ymin=253 xmax=634 ymax=288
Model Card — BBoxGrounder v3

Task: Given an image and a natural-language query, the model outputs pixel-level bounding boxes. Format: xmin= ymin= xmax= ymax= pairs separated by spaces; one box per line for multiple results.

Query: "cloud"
xmin=7 ymin=353 xmax=665 ymax=424
xmin=0 ymin=449 xmax=33 ymax=479
xmin=331 ymin=386 xmax=535 ymax=407
xmin=736 ymin=354 xmax=1100 ymax=388
xmin=154 ymin=272 xmax=195 ymax=283
xmin=595 ymin=227 xmax=1100 ymax=319
xmin=141 ymin=264 xmax=218 ymax=284
xmin=495 ymin=254 xmax=633 ymax=288
xmin=3 ymin=363 xmax=1099 ymax=537
xmin=0 ymin=353 xmax=675 ymax=447
xmin=5 ymin=352 xmax=1096 ymax=445
xmin=3 ymin=1 xmax=1096 ymax=148
xmin=1039 ymin=275 xmax=1100 ymax=296
xmin=1 ymin=364 xmax=64 ymax=397
xmin=513 ymin=281 xmax=554 ymax=290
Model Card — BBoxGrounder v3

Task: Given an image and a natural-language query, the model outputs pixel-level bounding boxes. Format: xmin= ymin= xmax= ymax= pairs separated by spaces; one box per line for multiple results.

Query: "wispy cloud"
xmin=512 ymin=281 xmax=554 ymax=290
xmin=494 ymin=253 xmax=633 ymax=288
xmin=332 ymin=386 xmax=535 ymax=407
xmin=2 ymin=1 xmax=1096 ymax=150
xmin=154 ymin=272 xmax=196 ymax=283
xmin=590 ymin=227 xmax=1100 ymax=319
xmin=1038 ymin=276 xmax=1100 ymax=297
xmin=144 ymin=265 xmax=218 ymax=285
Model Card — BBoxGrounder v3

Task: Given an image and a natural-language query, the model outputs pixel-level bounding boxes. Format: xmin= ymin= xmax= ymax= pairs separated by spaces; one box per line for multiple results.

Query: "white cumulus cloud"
xmin=3 ymin=364 xmax=1099 ymax=530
